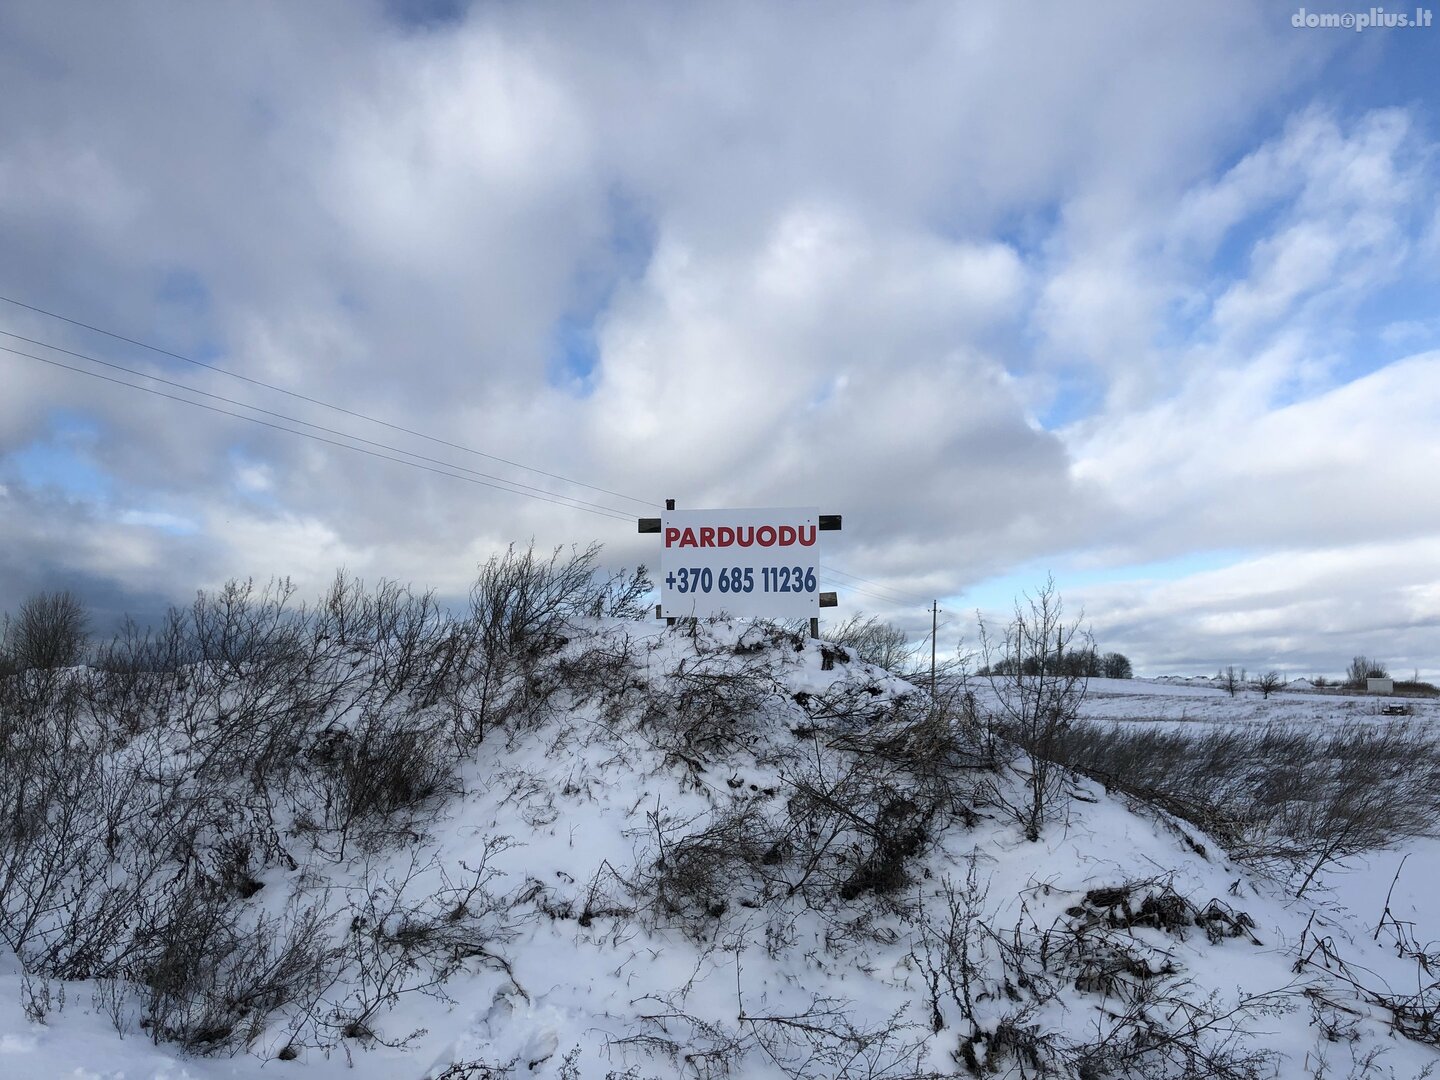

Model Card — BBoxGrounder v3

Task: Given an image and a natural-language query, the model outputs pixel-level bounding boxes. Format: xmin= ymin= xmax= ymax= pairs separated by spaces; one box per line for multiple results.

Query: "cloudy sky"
xmin=1 ymin=1 xmax=1437 ymax=678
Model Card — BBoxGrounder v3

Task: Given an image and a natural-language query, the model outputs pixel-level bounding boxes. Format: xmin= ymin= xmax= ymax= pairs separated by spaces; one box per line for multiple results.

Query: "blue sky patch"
xmin=546 ymin=188 xmax=658 ymax=396
xmin=547 ymin=313 xmax=599 ymax=396
xmin=955 ymin=548 xmax=1252 ymax=617
xmin=11 ymin=414 xmax=111 ymax=500
xmin=383 ymin=0 xmax=471 ymax=31
xmin=157 ymin=268 xmax=210 ymax=313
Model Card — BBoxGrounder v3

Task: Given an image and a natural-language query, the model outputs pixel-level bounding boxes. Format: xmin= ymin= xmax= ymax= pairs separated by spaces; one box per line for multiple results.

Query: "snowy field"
xmin=1079 ymin=676 xmax=1440 ymax=729
xmin=2 ymin=629 xmax=1438 ymax=1079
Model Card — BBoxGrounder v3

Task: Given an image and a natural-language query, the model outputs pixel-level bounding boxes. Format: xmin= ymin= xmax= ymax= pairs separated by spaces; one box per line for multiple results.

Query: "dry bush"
xmin=447 ymin=542 xmax=617 ymax=742
xmin=426 ymin=1060 xmax=519 ymax=1079
xmin=911 ymin=865 xmax=1285 ymax=1079
xmin=6 ymin=590 xmax=90 ymax=671
xmin=622 ymin=985 xmax=931 ymax=1080
xmin=1296 ymin=912 xmax=1440 ymax=1053
xmin=639 ymin=650 xmax=779 ymax=763
xmin=312 ymin=574 xmax=466 ymax=710
xmin=550 ymin=629 xmax=644 ymax=723
xmin=0 ymin=553 xmax=606 ymax=1056
xmin=822 ymin=615 xmax=914 ymax=671
xmin=587 ymin=564 xmax=655 ymax=621
xmin=308 ymin=709 xmax=457 ymax=858
xmin=647 ymin=803 xmax=783 ymax=920
xmin=140 ymin=885 xmax=338 ymax=1053
xmin=327 ymin=843 xmax=519 ymax=1048
xmin=976 ymin=577 xmax=1091 ymax=842
xmin=640 ymin=684 xmax=988 ymax=928
xmin=780 ymin=744 xmax=939 ymax=904
xmin=0 ymin=667 xmax=162 ymax=978
xmin=1043 ymin=720 xmax=1440 ymax=895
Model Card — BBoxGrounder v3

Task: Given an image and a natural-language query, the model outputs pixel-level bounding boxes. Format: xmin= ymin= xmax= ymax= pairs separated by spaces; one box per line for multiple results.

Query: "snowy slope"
xmin=2 ymin=620 xmax=1438 ymax=1079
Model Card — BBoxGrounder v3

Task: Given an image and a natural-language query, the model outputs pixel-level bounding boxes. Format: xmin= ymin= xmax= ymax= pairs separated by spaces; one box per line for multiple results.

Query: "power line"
xmin=831 ymin=582 xmax=926 ymax=609
xmin=1 ymin=298 xmax=949 ymax=595
xmin=820 ymin=565 xmax=934 ymax=605
xmin=0 ymin=293 xmax=658 ymax=509
xmin=3 ymin=346 xmax=634 ymax=522
xmin=0 ymin=333 xmax=636 ymax=518
xmin=9 ymin=333 xmax=937 ymax=598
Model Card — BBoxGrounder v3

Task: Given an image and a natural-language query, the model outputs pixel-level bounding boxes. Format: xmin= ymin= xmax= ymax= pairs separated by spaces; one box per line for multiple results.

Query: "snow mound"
xmin=2 ymin=616 xmax=1437 ymax=1078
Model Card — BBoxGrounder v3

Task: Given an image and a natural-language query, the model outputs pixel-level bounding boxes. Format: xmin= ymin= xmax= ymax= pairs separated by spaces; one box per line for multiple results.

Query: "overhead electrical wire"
xmin=0 ymin=293 xmax=656 ymax=509
xmin=2 ymin=296 xmax=945 ymax=605
xmin=0 ymin=333 xmax=636 ymax=519
xmin=830 ymin=581 xmax=924 ymax=608
xmin=820 ymin=565 xmax=935 ymax=606
xmin=2 ymin=345 xmax=634 ymax=522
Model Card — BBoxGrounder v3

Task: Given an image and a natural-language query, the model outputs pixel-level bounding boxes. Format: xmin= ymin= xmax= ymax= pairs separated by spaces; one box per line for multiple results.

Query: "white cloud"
xmin=115 ymin=509 xmax=198 ymax=533
xmin=1071 ymin=537 xmax=1440 ymax=678
xmin=0 ymin=1 xmax=1435 ymax=680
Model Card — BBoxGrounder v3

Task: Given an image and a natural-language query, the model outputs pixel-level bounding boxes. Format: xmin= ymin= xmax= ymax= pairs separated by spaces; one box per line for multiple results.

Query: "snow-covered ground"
xmin=2 ymin=628 xmax=1438 ymax=1079
xmin=1079 ymin=676 xmax=1440 ymax=729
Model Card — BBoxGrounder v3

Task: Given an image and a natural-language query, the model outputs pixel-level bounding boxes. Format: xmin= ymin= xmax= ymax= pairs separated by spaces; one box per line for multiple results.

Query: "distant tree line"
xmin=822 ymin=613 xmax=1134 ymax=681
xmin=979 ymin=646 xmax=1132 ymax=680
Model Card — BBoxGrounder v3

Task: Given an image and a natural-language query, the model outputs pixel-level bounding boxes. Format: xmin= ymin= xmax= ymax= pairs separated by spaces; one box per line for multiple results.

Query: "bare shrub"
xmin=1297 ymin=913 xmax=1440 ymax=1052
xmin=647 ymin=803 xmax=782 ymax=920
xmin=452 ymin=542 xmax=610 ymax=742
xmin=912 ymin=867 xmax=1284 ymax=1078
xmin=309 ymin=709 xmax=457 ymax=857
xmin=641 ymin=685 xmax=985 ymax=927
xmin=1044 ymin=719 xmax=1440 ymax=895
xmin=908 ymin=856 xmax=989 ymax=1038
xmin=1 ymin=555 xmax=624 ymax=1059
xmin=785 ymin=693 xmax=986 ymax=905
xmin=588 ymin=564 xmax=654 ymax=621
xmin=551 ymin=629 xmax=642 ymax=722
xmin=823 ymin=614 xmax=914 ymax=671
xmin=141 ymin=888 xmax=338 ymax=1053
xmin=19 ymin=972 xmax=64 ymax=1024
xmin=470 ymin=542 xmax=600 ymax=657
xmin=624 ymin=985 xmax=930 ymax=1080
xmin=427 ymin=1060 xmax=520 ymax=1079
xmin=0 ymin=669 xmax=167 ymax=979
xmin=781 ymin=739 xmax=938 ymax=904
xmin=640 ymin=649 xmax=778 ymax=763
xmin=6 ymin=590 xmax=90 ymax=671
xmin=328 ymin=843 xmax=519 ymax=1047
xmin=977 ymin=576 xmax=1091 ymax=841
xmin=315 ymin=574 xmax=462 ymax=709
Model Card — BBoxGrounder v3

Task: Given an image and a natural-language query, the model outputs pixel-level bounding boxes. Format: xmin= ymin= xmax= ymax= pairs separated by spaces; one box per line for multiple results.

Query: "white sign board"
xmin=659 ymin=507 xmax=820 ymax=619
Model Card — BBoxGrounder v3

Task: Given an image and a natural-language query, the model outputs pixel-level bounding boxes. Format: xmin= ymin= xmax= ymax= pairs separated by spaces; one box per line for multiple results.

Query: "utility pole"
xmin=931 ymin=600 xmax=938 ymax=701
xmin=664 ymin=499 xmax=676 ymax=627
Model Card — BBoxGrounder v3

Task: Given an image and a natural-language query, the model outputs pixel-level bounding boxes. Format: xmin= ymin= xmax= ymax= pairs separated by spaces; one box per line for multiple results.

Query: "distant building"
xmin=1367 ymin=677 xmax=1394 ymax=695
